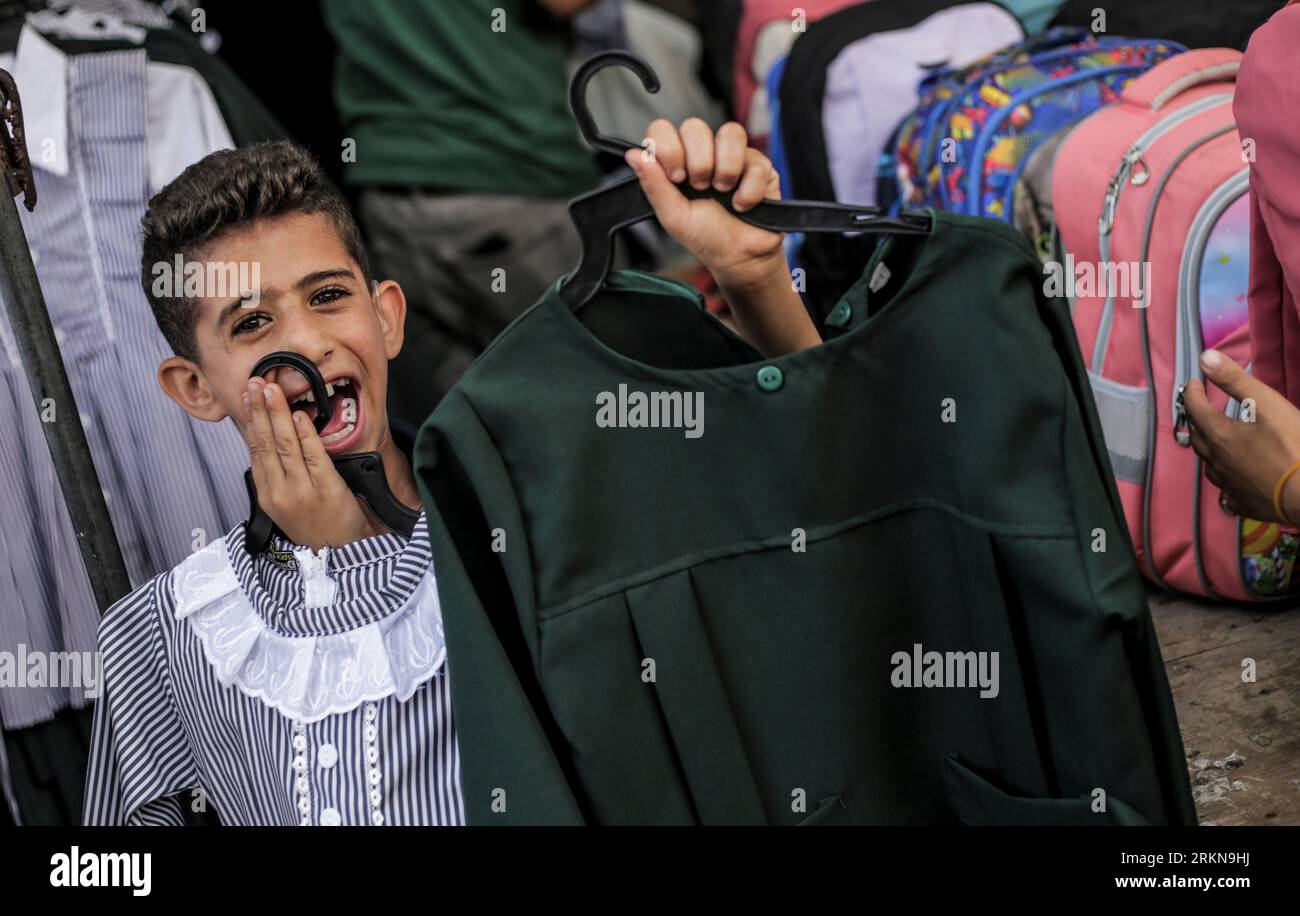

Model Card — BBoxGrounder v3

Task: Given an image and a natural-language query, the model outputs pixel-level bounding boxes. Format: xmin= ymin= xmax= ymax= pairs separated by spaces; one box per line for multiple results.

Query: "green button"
xmin=756 ymin=365 xmax=784 ymax=392
xmin=825 ymin=301 xmax=852 ymax=328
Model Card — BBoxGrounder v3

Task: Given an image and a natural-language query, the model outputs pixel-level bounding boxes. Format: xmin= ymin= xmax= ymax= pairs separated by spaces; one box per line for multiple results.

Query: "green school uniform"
xmin=414 ymin=212 xmax=1197 ymax=826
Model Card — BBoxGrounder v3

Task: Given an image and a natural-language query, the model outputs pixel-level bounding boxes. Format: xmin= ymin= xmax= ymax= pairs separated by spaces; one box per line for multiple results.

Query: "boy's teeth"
xmin=325 ymin=382 xmax=335 ymax=398
xmin=321 ymin=422 xmax=356 ymax=445
xmin=301 ymin=390 xmax=315 ymax=404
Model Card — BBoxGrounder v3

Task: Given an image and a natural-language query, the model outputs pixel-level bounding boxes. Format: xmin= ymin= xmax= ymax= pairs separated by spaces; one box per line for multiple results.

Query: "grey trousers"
xmin=359 ymin=189 xmax=583 ymax=427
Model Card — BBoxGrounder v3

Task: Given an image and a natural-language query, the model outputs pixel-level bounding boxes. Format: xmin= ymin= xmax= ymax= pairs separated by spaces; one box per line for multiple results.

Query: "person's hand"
xmin=624 ymin=118 xmax=820 ymax=356
xmin=242 ymin=376 xmax=373 ymax=551
xmin=1184 ymin=349 xmax=1300 ymax=522
xmin=626 ymin=119 xmax=785 ymax=291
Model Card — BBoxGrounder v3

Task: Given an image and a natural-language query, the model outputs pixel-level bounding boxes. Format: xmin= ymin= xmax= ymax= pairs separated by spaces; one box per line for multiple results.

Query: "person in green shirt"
xmin=322 ymin=0 xmax=613 ymax=427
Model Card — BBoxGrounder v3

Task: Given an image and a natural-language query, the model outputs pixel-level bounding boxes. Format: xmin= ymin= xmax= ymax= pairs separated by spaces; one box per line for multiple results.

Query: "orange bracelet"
xmin=1272 ymin=460 xmax=1300 ymax=526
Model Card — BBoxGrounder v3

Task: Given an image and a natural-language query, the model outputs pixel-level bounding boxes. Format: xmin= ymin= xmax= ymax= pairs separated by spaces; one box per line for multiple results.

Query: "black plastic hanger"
xmin=558 ymin=51 xmax=933 ymax=310
xmin=243 ymin=351 xmax=420 ymax=554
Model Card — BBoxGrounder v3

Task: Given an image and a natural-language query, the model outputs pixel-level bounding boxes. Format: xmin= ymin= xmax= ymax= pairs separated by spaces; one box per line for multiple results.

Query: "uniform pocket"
xmin=940 ymin=754 xmax=1152 ymax=826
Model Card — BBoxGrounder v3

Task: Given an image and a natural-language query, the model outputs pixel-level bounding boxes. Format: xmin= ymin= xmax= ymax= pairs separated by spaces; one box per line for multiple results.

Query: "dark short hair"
xmin=139 ymin=141 xmax=372 ymax=363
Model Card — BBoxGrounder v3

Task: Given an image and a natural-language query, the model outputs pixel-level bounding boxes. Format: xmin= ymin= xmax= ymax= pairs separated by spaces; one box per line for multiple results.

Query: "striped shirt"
xmin=83 ymin=514 xmax=464 ymax=826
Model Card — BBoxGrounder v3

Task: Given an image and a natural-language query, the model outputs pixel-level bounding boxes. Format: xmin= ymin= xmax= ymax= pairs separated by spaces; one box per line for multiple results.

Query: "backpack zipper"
xmin=1177 ymin=169 xmax=1249 ymax=599
xmin=1172 ymin=168 xmax=1250 ymax=442
xmin=1131 ymin=123 xmax=1239 ymax=591
xmin=1098 ymin=93 xmax=1233 ymax=235
xmin=1173 ymin=383 xmax=1191 ymax=444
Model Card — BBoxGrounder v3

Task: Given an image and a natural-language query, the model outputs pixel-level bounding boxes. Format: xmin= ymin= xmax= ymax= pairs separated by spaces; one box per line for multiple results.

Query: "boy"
xmin=82 ymin=122 xmax=819 ymax=825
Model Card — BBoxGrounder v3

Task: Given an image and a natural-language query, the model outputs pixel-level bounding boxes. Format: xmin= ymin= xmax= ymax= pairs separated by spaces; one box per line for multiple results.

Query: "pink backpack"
xmin=1054 ymin=48 xmax=1298 ymax=601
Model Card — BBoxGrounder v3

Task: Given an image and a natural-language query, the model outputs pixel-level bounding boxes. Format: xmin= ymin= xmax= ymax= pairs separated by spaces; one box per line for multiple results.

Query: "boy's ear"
xmin=158 ymin=356 xmax=228 ymax=422
xmin=372 ymin=279 xmax=407 ymax=359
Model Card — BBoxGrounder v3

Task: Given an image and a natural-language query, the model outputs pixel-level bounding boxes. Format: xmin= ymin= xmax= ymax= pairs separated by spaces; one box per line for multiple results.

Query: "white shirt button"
xmin=364 ymin=725 xmax=377 ymax=742
xmin=365 ymin=747 xmax=378 ymax=764
xmin=367 ymin=768 xmax=381 ymax=786
xmin=297 ymin=797 xmax=310 ymax=815
xmin=319 ymin=807 xmax=341 ymax=827
xmin=372 ymin=811 xmax=385 ymax=826
xmin=293 ymin=735 xmax=306 ymax=751
xmin=318 ymin=743 xmax=338 ymax=769
xmin=365 ymin=705 xmax=377 ymax=722
xmin=293 ymin=756 xmax=307 ymax=772
xmin=369 ymin=788 xmax=382 ymax=806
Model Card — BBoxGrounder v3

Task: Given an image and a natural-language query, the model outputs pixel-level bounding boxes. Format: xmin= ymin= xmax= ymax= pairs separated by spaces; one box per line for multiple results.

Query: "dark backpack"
xmin=1050 ymin=0 xmax=1279 ymax=51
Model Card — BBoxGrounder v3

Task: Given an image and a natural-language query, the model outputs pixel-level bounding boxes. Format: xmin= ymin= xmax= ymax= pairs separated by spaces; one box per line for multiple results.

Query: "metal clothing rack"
xmin=0 ymin=67 xmax=132 ymax=614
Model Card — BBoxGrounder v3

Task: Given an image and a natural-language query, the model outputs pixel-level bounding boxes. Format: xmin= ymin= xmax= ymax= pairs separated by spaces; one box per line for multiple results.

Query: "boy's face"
xmin=158 ymin=212 xmax=406 ymax=457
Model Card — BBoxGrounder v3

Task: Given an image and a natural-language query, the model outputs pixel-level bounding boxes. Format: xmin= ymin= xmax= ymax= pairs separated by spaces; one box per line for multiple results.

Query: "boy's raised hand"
xmin=625 ymin=118 xmax=821 ymax=356
xmin=242 ymin=377 xmax=373 ymax=551
xmin=627 ymin=119 xmax=785 ymax=290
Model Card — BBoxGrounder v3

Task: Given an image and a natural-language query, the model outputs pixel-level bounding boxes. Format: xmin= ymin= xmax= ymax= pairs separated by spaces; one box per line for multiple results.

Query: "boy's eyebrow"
xmin=213 ymin=267 xmax=358 ymax=329
xmin=294 ymin=268 xmax=357 ymax=290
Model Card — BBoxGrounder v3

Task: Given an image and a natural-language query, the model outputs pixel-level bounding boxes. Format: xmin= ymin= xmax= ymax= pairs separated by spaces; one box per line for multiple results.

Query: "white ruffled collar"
xmin=170 ymin=528 xmax=446 ymax=723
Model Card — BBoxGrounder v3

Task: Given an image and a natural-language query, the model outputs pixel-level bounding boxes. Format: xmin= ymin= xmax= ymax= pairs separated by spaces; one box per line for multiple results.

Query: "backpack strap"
xmin=1122 ymin=48 xmax=1242 ymax=112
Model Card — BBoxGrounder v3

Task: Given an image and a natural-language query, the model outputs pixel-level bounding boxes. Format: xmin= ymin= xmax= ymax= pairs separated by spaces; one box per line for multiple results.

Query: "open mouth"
xmin=286 ymin=374 xmax=364 ymax=454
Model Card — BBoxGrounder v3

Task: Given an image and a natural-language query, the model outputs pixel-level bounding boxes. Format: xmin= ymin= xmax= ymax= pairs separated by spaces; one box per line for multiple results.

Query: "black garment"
xmin=3 ymin=706 xmax=93 ymax=826
xmin=1050 ymin=0 xmax=1279 ymax=52
xmin=697 ymin=0 xmax=743 ymax=114
xmin=18 ymin=27 xmax=290 ymax=147
xmin=0 ymin=1 xmax=39 ymax=52
xmin=213 ymin=7 xmax=342 ymax=187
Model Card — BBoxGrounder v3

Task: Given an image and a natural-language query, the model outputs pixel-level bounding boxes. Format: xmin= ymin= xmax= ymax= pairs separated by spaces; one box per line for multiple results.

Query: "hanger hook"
xmin=568 ymin=50 xmax=662 ymax=157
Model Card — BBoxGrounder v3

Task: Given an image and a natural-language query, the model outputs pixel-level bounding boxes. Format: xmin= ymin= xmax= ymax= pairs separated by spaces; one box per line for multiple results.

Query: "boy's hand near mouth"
xmin=242 ymin=375 xmax=373 ymax=551
xmin=626 ymin=119 xmax=822 ymax=357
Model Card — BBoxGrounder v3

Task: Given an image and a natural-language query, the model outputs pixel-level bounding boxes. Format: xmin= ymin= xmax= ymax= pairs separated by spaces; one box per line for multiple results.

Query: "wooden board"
xmin=1150 ymin=588 xmax=1300 ymax=826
